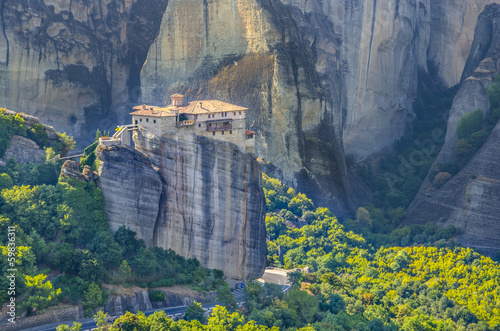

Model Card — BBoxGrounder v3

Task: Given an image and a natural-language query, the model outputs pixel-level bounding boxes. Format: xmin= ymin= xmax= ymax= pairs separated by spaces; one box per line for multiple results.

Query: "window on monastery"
xmin=140 ymin=118 xmax=142 ymax=122
xmin=199 ymin=124 xmax=201 ymax=128
xmin=239 ymin=111 xmax=241 ymax=115
xmin=154 ymin=120 xmax=156 ymax=123
xmin=213 ymin=132 xmax=215 ymax=136
xmin=222 ymin=131 xmax=224 ymax=135
xmin=146 ymin=118 xmax=149 ymax=122
xmin=230 ymin=131 xmax=232 ymax=134
xmin=135 ymin=120 xmax=138 ymax=125
xmin=234 ymin=112 xmax=236 ymax=116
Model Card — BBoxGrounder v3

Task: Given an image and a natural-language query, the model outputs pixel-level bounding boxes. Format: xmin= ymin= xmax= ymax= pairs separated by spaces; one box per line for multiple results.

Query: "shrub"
xmin=469 ymin=130 xmax=489 ymax=150
xmin=149 ymin=290 xmax=165 ymax=302
xmin=433 ymin=172 xmax=452 ymax=189
xmin=0 ymin=173 xmax=13 ymax=190
xmin=456 ymin=109 xmax=483 ymax=139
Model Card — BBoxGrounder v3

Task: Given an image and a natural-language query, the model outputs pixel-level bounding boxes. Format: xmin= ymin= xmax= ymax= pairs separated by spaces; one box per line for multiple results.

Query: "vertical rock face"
xmin=139 ymin=0 xmax=498 ymax=216
xmin=96 ymin=131 xmax=267 ymax=281
xmin=96 ymin=145 xmax=163 ymax=246
xmin=405 ymin=121 xmax=500 ymax=255
xmin=0 ymin=0 xmax=168 ymax=147
xmin=134 ymin=130 xmax=267 ymax=281
xmin=406 ymin=4 xmax=500 ymax=255
xmin=426 ymin=0 xmax=496 ymax=86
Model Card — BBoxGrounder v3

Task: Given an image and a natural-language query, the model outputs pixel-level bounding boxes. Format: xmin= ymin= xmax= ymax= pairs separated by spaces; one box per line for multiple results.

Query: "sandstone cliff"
xmin=96 ymin=144 xmax=163 ymax=246
xmin=406 ymin=4 xmax=500 ymax=255
xmin=96 ymin=131 xmax=267 ymax=281
xmin=0 ymin=0 xmax=168 ymax=147
xmin=140 ymin=0 xmax=498 ymax=216
xmin=3 ymin=0 xmax=498 ymax=216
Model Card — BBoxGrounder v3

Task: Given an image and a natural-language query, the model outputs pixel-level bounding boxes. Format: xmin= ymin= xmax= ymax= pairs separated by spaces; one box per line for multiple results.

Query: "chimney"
xmin=171 ymin=94 xmax=184 ymax=106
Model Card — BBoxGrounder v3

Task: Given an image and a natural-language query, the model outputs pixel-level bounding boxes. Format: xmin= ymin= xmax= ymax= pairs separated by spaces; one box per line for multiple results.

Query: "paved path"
xmin=259 ymin=268 xmax=290 ymax=286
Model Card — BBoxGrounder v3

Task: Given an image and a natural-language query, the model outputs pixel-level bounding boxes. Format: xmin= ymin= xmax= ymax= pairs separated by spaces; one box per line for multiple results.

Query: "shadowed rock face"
xmin=0 ymin=0 xmax=168 ymax=147
xmin=406 ymin=4 xmax=500 ymax=255
xmin=96 ymin=132 xmax=267 ymax=281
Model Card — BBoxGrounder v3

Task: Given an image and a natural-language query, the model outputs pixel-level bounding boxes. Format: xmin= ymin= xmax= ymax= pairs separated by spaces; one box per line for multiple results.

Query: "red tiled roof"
xmin=246 ymin=130 xmax=255 ymax=136
xmin=130 ymin=100 xmax=247 ymax=116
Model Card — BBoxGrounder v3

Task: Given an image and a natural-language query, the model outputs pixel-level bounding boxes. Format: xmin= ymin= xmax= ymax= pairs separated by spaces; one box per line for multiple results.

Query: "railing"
xmin=176 ymin=120 xmax=195 ymax=127
xmin=206 ymin=124 xmax=232 ymax=132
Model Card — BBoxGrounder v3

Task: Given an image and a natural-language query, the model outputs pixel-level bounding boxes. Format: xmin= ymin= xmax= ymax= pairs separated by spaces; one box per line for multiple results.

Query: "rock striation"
xmin=406 ymin=120 xmax=500 ymax=255
xmin=406 ymin=4 xmax=500 ymax=255
xmin=95 ymin=144 xmax=163 ymax=247
xmin=96 ymin=131 xmax=267 ymax=281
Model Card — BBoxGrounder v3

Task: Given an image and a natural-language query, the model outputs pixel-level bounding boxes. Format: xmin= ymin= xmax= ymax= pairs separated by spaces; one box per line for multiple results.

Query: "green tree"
xmin=217 ymin=285 xmax=238 ymax=311
xmin=89 ymin=231 xmax=123 ymax=268
xmin=185 ymin=301 xmax=206 ymax=323
xmin=207 ymin=305 xmax=244 ymax=330
xmin=82 ymin=282 xmax=104 ymax=316
xmin=0 ymin=173 xmax=13 ymax=190
xmin=355 ymin=207 xmax=373 ymax=229
xmin=454 ymin=138 xmax=474 ymax=161
xmin=94 ymin=310 xmax=111 ymax=331
xmin=118 ymin=260 xmax=132 ymax=281
xmin=285 ymin=289 xmax=318 ymax=324
xmin=111 ymin=311 xmax=146 ymax=331
xmin=23 ymin=274 xmax=62 ymax=315
xmin=56 ymin=324 xmax=82 ymax=331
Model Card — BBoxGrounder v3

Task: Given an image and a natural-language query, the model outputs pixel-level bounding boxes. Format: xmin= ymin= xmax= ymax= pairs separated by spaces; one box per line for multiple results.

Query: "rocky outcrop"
xmin=3 ymin=135 xmax=44 ymax=164
xmin=405 ymin=120 xmax=500 ymax=255
xmin=96 ymin=144 xmax=162 ymax=247
xmin=4 ymin=109 xmax=58 ymax=141
xmin=406 ymin=4 xmax=500 ymax=255
xmin=105 ymin=291 xmax=153 ymax=317
xmin=432 ymin=79 xmax=491 ymax=166
xmin=103 ymin=286 xmax=211 ymax=316
xmin=96 ymin=131 xmax=267 ymax=281
xmin=0 ymin=0 xmax=168 ymax=147
xmin=60 ymin=160 xmax=87 ymax=181
xmin=426 ymin=0 xmax=495 ymax=86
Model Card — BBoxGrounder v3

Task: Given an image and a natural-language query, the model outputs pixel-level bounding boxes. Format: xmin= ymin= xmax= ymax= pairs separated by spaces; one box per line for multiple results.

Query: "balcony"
xmin=206 ymin=123 xmax=232 ymax=132
xmin=176 ymin=120 xmax=195 ymax=127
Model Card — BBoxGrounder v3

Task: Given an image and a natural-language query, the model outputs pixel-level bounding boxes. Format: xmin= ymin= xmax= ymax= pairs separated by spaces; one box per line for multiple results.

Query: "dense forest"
xmin=70 ymin=174 xmax=500 ymax=330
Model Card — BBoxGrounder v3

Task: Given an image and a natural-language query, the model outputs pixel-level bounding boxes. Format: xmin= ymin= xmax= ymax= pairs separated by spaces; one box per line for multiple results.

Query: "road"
xmin=21 ymin=269 xmax=289 ymax=331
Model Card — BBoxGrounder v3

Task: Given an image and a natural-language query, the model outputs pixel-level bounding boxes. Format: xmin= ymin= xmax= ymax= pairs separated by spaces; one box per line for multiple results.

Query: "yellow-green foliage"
xmin=263 ymin=174 xmax=500 ymax=329
xmin=83 ymin=306 xmax=279 ymax=331
xmin=342 ymin=246 xmax=500 ymax=328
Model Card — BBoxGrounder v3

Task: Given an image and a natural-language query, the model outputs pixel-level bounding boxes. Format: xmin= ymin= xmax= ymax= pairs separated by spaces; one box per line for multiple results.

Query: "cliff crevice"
xmin=405 ymin=3 xmax=500 ymax=255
